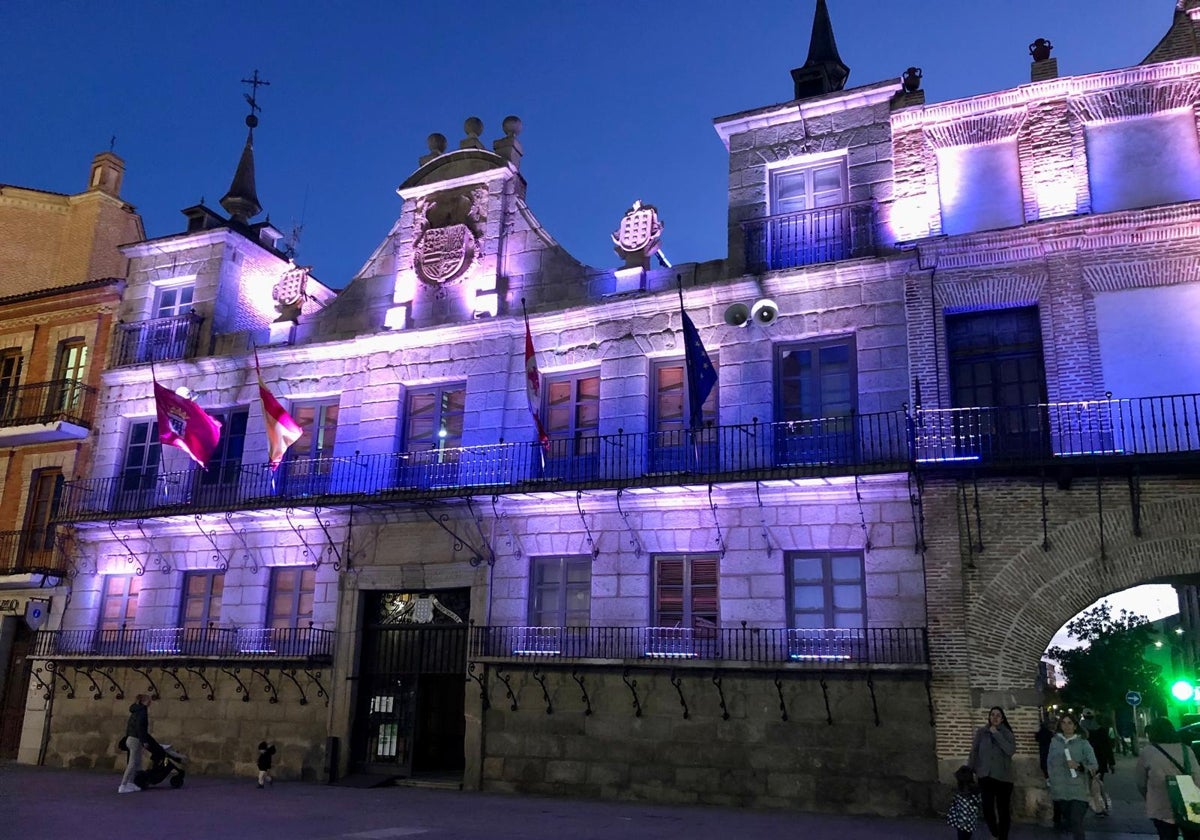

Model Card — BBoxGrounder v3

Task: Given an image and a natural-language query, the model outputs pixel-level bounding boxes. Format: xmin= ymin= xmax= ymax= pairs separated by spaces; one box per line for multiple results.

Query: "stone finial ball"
xmin=464 ymin=117 xmax=484 ymax=138
xmin=427 ymin=133 xmax=447 ymax=154
xmin=502 ymin=115 xmax=522 ymax=137
xmin=246 ymin=114 xmax=259 ymax=129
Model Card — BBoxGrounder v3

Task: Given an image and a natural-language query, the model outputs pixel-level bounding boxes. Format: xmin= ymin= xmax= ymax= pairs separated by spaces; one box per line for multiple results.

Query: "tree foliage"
xmin=1046 ymin=604 xmax=1166 ymax=712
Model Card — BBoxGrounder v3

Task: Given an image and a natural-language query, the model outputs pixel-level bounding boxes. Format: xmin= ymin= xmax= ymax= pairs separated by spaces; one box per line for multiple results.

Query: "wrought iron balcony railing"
xmin=469 ymin=625 xmax=928 ymax=668
xmin=30 ymin=625 xmax=334 ymax=662
xmin=0 ymin=378 xmax=97 ymax=430
xmin=0 ymin=528 xmax=66 ymax=576
xmin=52 ymin=394 xmax=1200 ymax=523
xmin=55 ymin=411 xmax=911 ymax=521
xmin=741 ymin=200 xmax=877 ymax=273
xmin=114 ymin=311 xmax=203 ymax=367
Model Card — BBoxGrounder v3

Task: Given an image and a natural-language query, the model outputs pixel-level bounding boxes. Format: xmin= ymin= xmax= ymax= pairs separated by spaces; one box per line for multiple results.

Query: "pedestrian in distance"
xmin=946 ymin=764 xmax=982 ymax=840
xmin=1048 ymin=711 xmax=1099 ymax=840
xmin=969 ymin=706 xmax=1016 ymax=840
xmin=1135 ymin=716 xmax=1200 ymax=840
xmin=1036 ymin=716 xmax=1066 ymax=831
xmin=1089 ymin=714 xmax=1117 ymax=780
xmin=257 ymin=740 xmax=276 ymax=788
xmin=118 ymin=693 xmax=153 ymax=794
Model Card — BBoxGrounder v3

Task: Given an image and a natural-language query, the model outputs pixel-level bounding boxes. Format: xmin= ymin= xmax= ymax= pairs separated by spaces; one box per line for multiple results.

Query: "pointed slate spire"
xmin=790 ymin=0 xmax=850 ymax=100
xmin=220 ymin=70 xmax=270 ymax=224
xmin=220 ymin=123 xmax=262 ymax=223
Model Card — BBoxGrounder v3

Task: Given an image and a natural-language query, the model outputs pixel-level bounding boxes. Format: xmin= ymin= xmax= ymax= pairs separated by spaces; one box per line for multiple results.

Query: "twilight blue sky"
xmin=1 ymin=1 xmax=1173 ymax=288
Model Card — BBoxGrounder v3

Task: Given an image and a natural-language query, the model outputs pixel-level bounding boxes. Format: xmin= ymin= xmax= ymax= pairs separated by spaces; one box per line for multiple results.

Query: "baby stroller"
xmin=118 ymin=736 xmax=188 ymax=789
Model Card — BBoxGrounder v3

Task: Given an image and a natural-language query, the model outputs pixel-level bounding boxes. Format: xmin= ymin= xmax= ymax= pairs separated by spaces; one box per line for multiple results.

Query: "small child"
xmin=256 ymin=741 xmax=276 ymax=789
xmin=946 ymin=765 xmax=981 ymax=840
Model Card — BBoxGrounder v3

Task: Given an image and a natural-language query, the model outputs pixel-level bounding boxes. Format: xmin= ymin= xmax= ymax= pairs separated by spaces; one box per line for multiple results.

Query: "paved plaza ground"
xmin=1 ymin=752 xmax=1163 ymax=840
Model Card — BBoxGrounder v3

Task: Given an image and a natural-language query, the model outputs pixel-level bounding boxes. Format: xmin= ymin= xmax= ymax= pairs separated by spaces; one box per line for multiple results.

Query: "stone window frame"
xmin=267 ymin=566 xmax=316 ymax=629
xmin=652 ymin=552 xmax=719 ymax=630
xmin=527 ymin=555 xmax=591 ymax=628
xmin=97 ymin=574 xmax=142 ymax=632
xmin=786 ymin=550 xmax=866 ymax=629
xmin=179 ymin=570 xmax=225 ymax=629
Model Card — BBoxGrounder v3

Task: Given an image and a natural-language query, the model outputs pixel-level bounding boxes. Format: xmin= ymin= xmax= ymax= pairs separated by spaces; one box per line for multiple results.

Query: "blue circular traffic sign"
xmin=1126 ymin=690 xmax=1142 ymax=706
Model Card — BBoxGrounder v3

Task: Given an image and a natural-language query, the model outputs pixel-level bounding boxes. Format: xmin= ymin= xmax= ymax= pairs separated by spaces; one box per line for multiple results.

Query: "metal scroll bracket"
xmin=420 ymin=504 xmax=492 ymax=568
xmin=670 ymin=670 xmax=689 ymax=720
xmin=28 ymin=665 xmax=54 ymax=700
xmin=754 ymin=481 xmax=774 ymax=557
xmin=223 ymin=511 xmax=258 ymax=574
xmin=464 ymin=498 xmax=496 ymax=567
xmin=491 ymin=495 xmax=522 ymax=561
xmin=45 ymin=662 xmax=75 ymax=699
xmin=575 ymin=492 xmax=599 ymax=560
xmin=130 ymin=665 xmax=160 ymax=700
xmin=91 ymin=666 xmax=125 ymax=700
xmin=866 ymin=672 xmax=880 ymax=726
xmin=622 ymin=667 xmax=642 ymax=718
xmin=161 ymin=666 xmax=189 ymax=701
xmin=819 ymin=676 xmax=833 ymax=725
xmin=615 ymin=488 xmax=643 ymax=558
xmin=571 ymin=669 xmax=592 ymax=716
xmin=854 ymin=474 xmax=873 ymax=552
xmin=134 ymin=520 xmax=172 ymax=575
xmin=279 ymin=668 xmax=308 ymax=705
xmin=494 ymin=666 xmax=518 ymax=711
xmin=221 ymin=666 xmax=251 ymax=703
xmin=712 ymin=671 xmax=729 ymax=721
xmin=304 ymin=669 xmax=329 ymax=707
xmin=466 ymin=662 xmax=490 ymax=711
xmin=532 ymin=668 xmax=553 ymax=715
xmin=74 ymin=666 xmax=103 ymax=700
xmin=184 ymin=666 xmax=215 ymax=701
xmin=195 ymin=514 xmax=231 ymax=572
xmin=706 ymin=484 xmax=726 ymax=558
xmin=249 ymin=665 xmax=279 ymax=704
xmin=312 ymin=506 xmax=343 ymax=571
xmin=773 ymin=672 xmax=789 ymax=722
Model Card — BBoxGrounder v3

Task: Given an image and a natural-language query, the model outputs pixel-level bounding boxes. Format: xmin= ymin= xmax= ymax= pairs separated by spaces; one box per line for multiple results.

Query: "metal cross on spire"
xmin=241 ymin=69 xmax=270 ymax=118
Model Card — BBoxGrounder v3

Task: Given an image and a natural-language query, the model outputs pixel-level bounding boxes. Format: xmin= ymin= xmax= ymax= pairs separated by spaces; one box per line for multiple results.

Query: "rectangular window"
xmin=268 ymin=566 xmax=316 ymax=629
xmin=118 ymin=420 xmax=161 ymax=509
xmin=650 ymin=553 xmax=719 ymax=658
xmin=650 ymin=358 xmax=719 ymax=472
xmin=51 ymin=338 xmax=88 ymax=415
xmin=788 ymin=551 xmax=865 ymax=629
xmin=944 ymin=307 xmax=1047 ymax=459
xmin=775 ymin=338 xmax=856 ymax=464
xmin=99 ymin=575 xmax=142 ymax=631
xmin=529 ymin=556 xmax=591 ymax=627
xmin=401 ymin=385 xmax=465 ymax=488
xmin=21 ymin=467 xmax=63 ymax=558
xmin=283 ymin=402 xmax=339 ymax=495
xmin=154 ymin=283 xmax=195 ymax=318
xmin=541 ymin=372 xmax=600 ymax=480
xmin=0 ymin=349 xmax=23 ymax=421
xmin=771 ymin=160 xmax=847 ymax=215
xmin=181 ymin=571 xmax=224 ymax=628
xmin=195 ymin=408 xmax=249 ymax=501
xmin=757 ymin=158 xmax=853 ymax=269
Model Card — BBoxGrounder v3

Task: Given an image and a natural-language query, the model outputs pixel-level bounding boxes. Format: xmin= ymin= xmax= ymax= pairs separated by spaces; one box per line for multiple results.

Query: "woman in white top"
xmin=1136 ymin=717 xmax=1200 ymax=840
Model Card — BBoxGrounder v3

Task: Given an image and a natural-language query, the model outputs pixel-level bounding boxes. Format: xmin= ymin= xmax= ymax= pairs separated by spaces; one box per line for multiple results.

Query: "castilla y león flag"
xmin=524 ymin=314 xmax=550 ymax=450
xmin=153 ymin=381 xmax=222 ymax=469
xmin=258 ymin=376 xmax=302 ymax=471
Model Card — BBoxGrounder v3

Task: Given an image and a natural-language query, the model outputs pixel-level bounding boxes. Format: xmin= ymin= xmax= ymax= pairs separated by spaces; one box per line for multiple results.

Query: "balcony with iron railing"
xmin=0 ymin=528 xmax=67 ymax=576
xmin=0 ymin=379 xmax=97 ymax=445
xmin=30 ymin=625 xmax=335 ymax=663
xmin=741 ymin=200 xmax=877 ymax=273
xmin=52 ymin=394 xmax=1200 ymax=523
xmin=469 ymin=625 xmax=928 ymax=669
xmin=114 ymin=311 xmax=203 ymax=367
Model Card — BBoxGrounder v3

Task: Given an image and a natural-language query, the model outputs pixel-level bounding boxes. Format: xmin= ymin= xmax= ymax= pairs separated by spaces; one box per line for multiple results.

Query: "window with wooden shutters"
xmin=99 ymin=575 xmax=142 ymax=631
xmin=653 ymin=553 xmax=719 ymax=629
xmin=51 ymin=338 xmax=88 ymax=415
xmin=181 ymin=571 xmax=224 ymax=629
xmin=269 ymin=566 xmax=316 ymax=629
xmin=0 ymin=349 xmax=23 ymax=421
xmin=22 ymin=467 xmax=63 ymax=556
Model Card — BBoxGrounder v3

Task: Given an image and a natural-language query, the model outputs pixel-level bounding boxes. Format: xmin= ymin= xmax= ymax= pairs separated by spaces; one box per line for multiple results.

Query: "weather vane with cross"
xmin=241 ymin=69 xmax=270 ymax=128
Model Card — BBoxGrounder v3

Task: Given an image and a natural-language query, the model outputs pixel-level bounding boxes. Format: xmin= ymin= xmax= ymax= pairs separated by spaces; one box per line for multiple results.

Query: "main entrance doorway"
xmin=352 ymin=589 xmax=469 ymax=778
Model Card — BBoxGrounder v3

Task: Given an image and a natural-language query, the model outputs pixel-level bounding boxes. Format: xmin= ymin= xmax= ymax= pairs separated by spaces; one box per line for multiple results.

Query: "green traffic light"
xmin=1172 ymin=679 xmax=1195 ymax=702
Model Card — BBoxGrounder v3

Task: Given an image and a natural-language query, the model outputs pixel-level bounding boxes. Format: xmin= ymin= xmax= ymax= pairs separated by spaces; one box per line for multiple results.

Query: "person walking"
xmin=118 ymin=693 xmax=153 ymax=794
xmin=1136 ymin=716 xmax=1200 ymax=840
xmin=970 ymin=706 xmax=1016 ymax=840
xmin=1048 ymin=711 xmax=1099 ymax=840
xmin=1036 ymin=717 xmax=1066 ymax=830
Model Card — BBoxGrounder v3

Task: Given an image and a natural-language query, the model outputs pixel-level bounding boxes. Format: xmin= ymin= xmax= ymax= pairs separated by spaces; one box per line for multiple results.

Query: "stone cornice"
xmin=1083 ymin=257 xmax=1200 ymax=292
xmin=923 ymin=109 xmax=1027 ymax=149
xmin=713 ymin=80 xmax=902 ymax=149
xmin=892 ymin=56 xmax=1200 ymax=130
xmin=1071 ymin=79 xmax=1200 ymax=123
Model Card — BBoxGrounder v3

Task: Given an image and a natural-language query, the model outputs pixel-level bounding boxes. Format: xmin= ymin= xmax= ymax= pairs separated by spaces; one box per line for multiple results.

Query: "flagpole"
xmin=522 ymin=297 xmax=546 ymax=475
xmin=676 ymin=276 xmax=699 ymax=468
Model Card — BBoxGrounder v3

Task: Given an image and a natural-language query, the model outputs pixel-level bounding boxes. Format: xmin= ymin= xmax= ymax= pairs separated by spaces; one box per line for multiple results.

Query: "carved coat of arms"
xmin=612 ymin=199 xmax=663 ymax=267
xmin=412 ymin=187 xmax=487 ymax=289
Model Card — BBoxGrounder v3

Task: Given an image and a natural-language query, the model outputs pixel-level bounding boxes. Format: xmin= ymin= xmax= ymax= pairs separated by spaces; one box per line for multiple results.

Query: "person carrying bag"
xmin=1136 ymin=717 xmax=1200 ymax=840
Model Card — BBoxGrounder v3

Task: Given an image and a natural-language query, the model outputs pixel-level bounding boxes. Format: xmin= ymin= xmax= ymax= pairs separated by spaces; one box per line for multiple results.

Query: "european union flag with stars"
xmin=681 ymin=309 xmax=717 ymax=431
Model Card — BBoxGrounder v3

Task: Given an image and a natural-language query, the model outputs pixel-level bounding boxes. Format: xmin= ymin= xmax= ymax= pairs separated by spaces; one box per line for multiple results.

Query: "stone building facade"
xmin=15 ymin=0 xmax=1200 ymax=821
xmin=0 ymin=152 xmax=143 ymax=759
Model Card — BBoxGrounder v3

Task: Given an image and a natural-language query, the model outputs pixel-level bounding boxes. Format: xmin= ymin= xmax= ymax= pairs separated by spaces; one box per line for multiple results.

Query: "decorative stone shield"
xmin=612 ymin=199 xmax=663 ymax=266
xmin=273 ymin=265 xmax=309 ymax=307
xmin=414 ymin=223 xmax=476 ymax=287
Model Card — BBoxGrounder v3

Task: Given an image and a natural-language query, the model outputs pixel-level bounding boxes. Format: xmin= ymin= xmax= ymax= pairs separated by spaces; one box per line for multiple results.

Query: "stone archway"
xmin=922 ymin=478 xmax=1200 ymax=820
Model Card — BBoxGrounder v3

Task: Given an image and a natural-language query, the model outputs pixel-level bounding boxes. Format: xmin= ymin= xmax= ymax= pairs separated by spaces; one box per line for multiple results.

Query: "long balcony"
xmin=31 ymin=625 xmax=334 ymax=663
xmin=470 ymin=625 xmax=928 ymax=669
xmin=53 ymin=394 xmax=1200 ymax=524
xmin=114 ymin=311 xmax=203 ymax=367
xmin=741 ymin=200 xmax=876 ymax=273
xmin=0 ymin=379 xmax=96 ymax=445
xmin=0 ymin=529 xmax=67 ymax=576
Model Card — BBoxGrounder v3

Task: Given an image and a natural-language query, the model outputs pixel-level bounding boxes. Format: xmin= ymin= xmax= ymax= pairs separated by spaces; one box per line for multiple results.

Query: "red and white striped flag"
xmin=153 ymin=381 xmax=222 ymax=469
xmin=524 ymin=313 xmax=550 ymax=451
xmin=255 ymin=349 xmax=302 ymax=471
